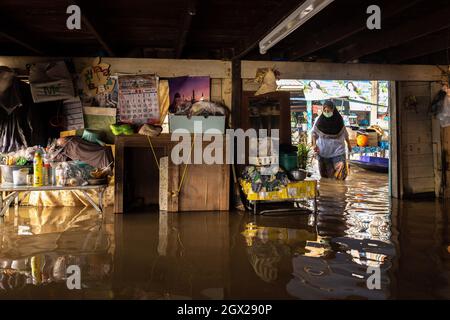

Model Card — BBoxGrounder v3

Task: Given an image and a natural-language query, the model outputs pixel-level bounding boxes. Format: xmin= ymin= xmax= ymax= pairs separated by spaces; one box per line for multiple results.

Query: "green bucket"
xmin=279 ymin=152 xmax=298 ymax=171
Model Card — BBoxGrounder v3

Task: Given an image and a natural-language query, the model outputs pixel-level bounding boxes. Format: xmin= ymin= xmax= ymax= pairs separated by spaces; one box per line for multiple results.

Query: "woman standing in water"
xmin=312 ymin=100 xmax=352 ymax=180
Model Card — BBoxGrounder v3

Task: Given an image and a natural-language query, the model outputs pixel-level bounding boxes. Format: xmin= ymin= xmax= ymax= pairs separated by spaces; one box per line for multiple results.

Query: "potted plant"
xmin=297 ymin=143 xmax=312 ymax=170
xmin=289 ymin=143 xmax=312 ymax=181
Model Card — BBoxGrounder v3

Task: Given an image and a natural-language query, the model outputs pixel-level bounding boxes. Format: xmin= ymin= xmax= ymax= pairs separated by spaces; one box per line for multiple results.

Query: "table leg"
xmin=98 ymin=188 xmax=105 ymax=213
xmin=80 ymin=190 xmax=102 ymax=213
xmin=0 ymin=192 xmax=17 ymax=217
xmin=314 ymin=183 xmax=318 ymax=213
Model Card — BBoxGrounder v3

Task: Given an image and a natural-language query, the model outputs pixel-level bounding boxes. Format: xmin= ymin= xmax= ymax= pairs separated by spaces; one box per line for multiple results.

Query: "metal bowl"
xmin=289 ymin=169 xmax=307 ymax=181
xmin=0 ymin=165 xmax=32 ymax=183
xmin=88 ymin=178 xmax=108 ymax=185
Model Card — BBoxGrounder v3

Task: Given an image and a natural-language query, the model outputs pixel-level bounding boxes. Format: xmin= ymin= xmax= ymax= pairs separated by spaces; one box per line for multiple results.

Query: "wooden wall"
xmin=397 ymin=82 xmax=435 ymax=196
xmin=2 ymin=56 xmax=448 ymax=198
xmin=241 ymin=60 xmax=444 ymax=81
xmin=0 ymin=56 xmax=232 ymax=108
xmin=444 ymin=127 xmax=450 ymax=198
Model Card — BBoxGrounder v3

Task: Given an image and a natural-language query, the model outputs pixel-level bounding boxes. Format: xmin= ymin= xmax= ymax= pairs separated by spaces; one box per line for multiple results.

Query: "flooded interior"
xmin=0 ymin=167 xmax=449 ymax=299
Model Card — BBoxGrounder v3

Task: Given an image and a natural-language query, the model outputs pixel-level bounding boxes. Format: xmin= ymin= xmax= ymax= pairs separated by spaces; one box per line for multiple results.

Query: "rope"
xmin=146 ymin=135 xmax=195 ymax=198
xmin=146 ymin=135 xmax=160 ymax=170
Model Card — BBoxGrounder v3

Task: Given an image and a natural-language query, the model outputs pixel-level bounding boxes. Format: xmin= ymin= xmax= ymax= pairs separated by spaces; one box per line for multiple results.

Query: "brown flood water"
xmin=0 ymin=167 xmax=449 ymax=299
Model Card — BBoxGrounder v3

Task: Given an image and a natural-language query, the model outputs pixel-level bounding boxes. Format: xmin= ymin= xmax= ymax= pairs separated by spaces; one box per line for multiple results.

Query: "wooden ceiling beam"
xmin=0 ymin=31 xmax=45 ymax=55
xmin=287 ymin=0 xmax=424 ymax=61
xmin=338 ymin=5 xmax=450 ymax=62
xmin=175 ymin=0 xmax=197 ymax=59
xmin=80 ymin=15 xmax=115 ymax=57
xmin=74 ymin=0 xmax=115 ymax=57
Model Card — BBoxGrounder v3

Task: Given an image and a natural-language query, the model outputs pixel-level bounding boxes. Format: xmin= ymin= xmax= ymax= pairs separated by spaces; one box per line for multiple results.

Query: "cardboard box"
xmin=169 ymin=115 xmax=225 ymax=134
xmin=366 ymin=132 xmax=379 ymax=147
xmin=347 ymin=127 xmax=378 ymax=147
xmin=347 ymin=127 xmax=359 ymax=147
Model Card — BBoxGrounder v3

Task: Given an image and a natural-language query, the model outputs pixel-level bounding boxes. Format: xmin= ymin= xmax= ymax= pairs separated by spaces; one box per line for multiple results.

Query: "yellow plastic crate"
xmin=60 ymin=130 xmax=77 ymax=138
xmin=240 ymin=180 xmax=317 ymax=201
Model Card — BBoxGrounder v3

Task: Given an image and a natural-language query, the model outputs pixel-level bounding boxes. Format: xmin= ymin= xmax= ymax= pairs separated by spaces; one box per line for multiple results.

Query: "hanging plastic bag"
xmin=254 ymin=68 xmax=280 ymax=96
xmin=437 ymin=94 xmax=450 ymax=128
xmin=28 ymin=61 xmax=75 ymax=103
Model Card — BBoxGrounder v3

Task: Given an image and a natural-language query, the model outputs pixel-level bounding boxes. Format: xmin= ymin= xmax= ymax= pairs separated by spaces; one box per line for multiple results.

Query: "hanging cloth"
xmin=0 ymin=67 xmax=22 ymax=115
xmin=0 ymin=67 xmax=28 ymax=152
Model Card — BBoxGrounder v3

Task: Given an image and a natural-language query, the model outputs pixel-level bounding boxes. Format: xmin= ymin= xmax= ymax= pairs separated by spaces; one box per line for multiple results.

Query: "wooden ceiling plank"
xmin=339 ymin=5 xmax=450 ymax=62
xmin=287 ymin=0 xmax=424 ymax=61
xmin=231 ymin=0 xmax=301 ymax=60
xmin=386 ymin=33 xmax=450 ymax=63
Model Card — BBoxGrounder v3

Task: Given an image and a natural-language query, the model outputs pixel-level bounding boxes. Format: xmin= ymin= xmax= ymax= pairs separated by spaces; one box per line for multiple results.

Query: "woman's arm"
xmin=345 ymin=136 xmax=352 ymax=153
xmin=312 ymin=132 xmax=319 ymax=153
xmin=343 ymin=128 xmax=352 ymax=153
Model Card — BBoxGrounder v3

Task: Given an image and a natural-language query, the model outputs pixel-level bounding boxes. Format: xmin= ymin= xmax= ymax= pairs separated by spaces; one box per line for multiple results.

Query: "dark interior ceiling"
xmin=1 ymin=0 xmax=450 ymax=65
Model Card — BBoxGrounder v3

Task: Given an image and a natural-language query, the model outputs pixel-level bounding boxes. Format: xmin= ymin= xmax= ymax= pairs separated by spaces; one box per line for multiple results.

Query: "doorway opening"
xmin=277 ymin=79 xmax=391 ymax=194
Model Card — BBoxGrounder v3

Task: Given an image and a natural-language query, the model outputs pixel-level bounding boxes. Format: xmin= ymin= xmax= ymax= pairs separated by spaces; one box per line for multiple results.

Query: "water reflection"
xmin=0 ymin=167 xmax=448 ymax=299
xmin=239 ymin=167 xmax=395 ymax=299
xmin=0 ymin=207 xmax=113 ymax=297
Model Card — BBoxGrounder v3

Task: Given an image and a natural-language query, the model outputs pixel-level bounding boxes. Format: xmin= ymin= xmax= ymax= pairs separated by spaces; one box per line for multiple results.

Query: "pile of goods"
xmin=239 ymin=143 xmax=315 ymax=202
xmin=347 ymin=125 xmax=386 ymax=148
xmin=241 ymin=166 xmax=290 ymax=193
xmin=239 ymin=165 xmax=316 ymax=202
xmin=110 ymin=123 xmax=135 ymax=136
xmin=0 ymin=147 xmax=38 ymax=185
xmin=109 ymin=123 xmax=164 ymax=137
xmin=170 ymin=99 xmax=228 ymax=118
xmin=0 ymin=138 xmax=113 ymax=187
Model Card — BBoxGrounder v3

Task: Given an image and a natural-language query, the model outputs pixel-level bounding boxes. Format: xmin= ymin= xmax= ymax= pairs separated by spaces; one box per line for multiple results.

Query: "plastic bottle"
xmin=33 ymin=150 xmax=43 ymax=187
xmin=42 ymin=150 xmax=50 ymax=186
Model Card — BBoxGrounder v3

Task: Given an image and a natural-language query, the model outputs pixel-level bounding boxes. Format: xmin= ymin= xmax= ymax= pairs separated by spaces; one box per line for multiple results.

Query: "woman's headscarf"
xmin=313 ymin=100 xmax=345 ymax=136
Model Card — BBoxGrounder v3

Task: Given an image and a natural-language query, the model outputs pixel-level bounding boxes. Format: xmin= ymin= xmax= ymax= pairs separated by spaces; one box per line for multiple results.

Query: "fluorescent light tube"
xmin=259 ymin=0 xmax=335 ymax=54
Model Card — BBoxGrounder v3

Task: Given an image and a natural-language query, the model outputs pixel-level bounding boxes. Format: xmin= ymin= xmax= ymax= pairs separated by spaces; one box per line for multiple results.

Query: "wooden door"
xmin=396 ymin=81 xmax=435 ymax=198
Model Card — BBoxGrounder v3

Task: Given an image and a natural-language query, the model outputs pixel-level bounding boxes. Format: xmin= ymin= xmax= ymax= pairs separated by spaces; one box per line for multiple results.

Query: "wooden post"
xmin=232 ymin=59 xmax=242 ymax=129
xmin=114 ymin=137 xmax=125 ymax=214
xmin=390 ymin=81 xmax=401 ymax=198
xmin=370 ymin=80 xmax=379 ymax=126
xmin=167 ymin=158 xmax=180 ymax=212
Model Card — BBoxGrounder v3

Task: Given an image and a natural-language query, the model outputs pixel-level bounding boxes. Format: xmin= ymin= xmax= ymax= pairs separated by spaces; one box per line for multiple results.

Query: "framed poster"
xmin=168 ymin=76 xmax=210 ymax=113
xmin=118 ymin=74 xmax=160 ymax=124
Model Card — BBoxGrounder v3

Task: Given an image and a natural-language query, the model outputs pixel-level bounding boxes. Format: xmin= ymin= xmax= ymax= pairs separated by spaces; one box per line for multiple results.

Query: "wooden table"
xmin=0 ymin=184 xmax=108 ymax=216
